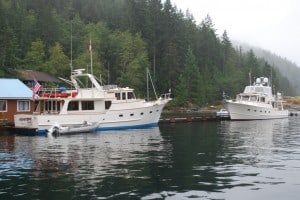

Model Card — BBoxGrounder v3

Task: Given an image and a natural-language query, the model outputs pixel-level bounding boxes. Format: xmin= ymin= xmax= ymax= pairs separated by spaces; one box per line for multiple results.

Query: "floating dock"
xmin=159 ymin=110 xmax=230 ymax=123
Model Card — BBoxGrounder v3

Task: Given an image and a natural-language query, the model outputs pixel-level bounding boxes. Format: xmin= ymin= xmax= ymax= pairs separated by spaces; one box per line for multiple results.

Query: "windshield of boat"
xmin=244 ymin=86 xmax=272 ymax=95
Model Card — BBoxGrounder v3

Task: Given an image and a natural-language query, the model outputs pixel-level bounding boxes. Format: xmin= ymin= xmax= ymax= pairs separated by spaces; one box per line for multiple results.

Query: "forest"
xmin=0 ymin=0 xmax=296 ymax=107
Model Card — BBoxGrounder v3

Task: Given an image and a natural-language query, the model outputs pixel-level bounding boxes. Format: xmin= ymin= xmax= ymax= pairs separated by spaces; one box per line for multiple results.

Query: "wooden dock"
xmin=159 ymin=110 xmax=230 ymax=123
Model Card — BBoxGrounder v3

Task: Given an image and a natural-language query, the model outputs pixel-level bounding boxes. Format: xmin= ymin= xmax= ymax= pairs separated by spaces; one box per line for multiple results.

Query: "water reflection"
xmin=0 ymin=128 xmax=174 ymax=199
xmin=220 ymin=119 xmax=289 ymax=157
xmin=1 ymin=119 xmax=300 ymax=199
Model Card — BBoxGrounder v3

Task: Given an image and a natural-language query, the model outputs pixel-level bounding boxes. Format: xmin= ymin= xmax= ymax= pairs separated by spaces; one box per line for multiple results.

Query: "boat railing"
xmin=160 ymin=92 xmax=171 ymax=100
xmin=39 ymin=87 xmax=77 ymax=98
xmin=103 ymin=85 xmax=118 ymax=90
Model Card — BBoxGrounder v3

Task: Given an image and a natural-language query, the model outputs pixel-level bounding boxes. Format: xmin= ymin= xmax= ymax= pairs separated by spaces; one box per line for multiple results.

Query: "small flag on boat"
xmin=32 ymin=79 xmax=41 ymax=100
xmin=89 ymin=39 xmax=92 ymax=52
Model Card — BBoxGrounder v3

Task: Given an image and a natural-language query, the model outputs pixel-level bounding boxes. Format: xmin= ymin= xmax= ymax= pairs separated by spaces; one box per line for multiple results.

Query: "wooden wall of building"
xmin=1 ymin=100 xmax=34 ymax=126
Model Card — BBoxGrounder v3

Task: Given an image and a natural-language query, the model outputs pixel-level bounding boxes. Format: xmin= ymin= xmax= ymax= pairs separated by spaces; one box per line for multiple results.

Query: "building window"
xmin=17 ymin=100 xmax=30 ymax=112
xmin=82 ymin=101 xmax=94 ymax=110
xmin=0 ymin=100 xmax=7 ymax=112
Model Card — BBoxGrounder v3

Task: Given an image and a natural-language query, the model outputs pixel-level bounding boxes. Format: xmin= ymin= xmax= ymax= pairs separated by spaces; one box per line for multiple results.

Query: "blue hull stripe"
xmin=96 ymin=122 xmax=158 ymax=131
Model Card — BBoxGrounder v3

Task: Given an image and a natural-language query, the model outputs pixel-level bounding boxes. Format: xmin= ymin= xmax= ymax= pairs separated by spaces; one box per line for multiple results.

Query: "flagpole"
xmin=89 ymin=36 xmax=93 ymax=75
xmin=70 ymin=21 xmax=73 ymax=74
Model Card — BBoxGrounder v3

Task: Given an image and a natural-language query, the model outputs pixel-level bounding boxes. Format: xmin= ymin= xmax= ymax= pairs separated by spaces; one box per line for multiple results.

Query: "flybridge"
xmin=71 ymin=69 xmax=103 ymax=90
xmin=243 ymin=77 xmax=272 ymax=96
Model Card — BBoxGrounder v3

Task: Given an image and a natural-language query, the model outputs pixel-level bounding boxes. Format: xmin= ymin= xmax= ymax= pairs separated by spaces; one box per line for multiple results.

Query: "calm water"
xmin=1 ymin=117 xmax=300 ymax=200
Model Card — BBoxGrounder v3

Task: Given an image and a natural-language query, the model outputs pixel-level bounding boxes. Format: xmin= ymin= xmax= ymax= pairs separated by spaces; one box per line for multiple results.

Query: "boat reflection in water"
xmin=220 ymin=119 xmax=289 ymax=156
xmin=19 ymin=127 xmax=172 ymax=181
xmin=2 ymin=118 xmax=300 ymax=200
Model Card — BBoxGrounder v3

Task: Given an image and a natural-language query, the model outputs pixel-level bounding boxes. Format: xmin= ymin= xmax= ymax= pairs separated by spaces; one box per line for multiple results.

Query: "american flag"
xmin=33 ymin=79 xmax=41 ymax=94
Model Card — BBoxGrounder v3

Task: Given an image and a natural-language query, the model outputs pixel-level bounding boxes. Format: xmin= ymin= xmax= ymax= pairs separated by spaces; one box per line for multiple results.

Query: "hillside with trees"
xmin=0 ymin=0 xmax=297 ymax=107
xmin=234 ymin=41 xmax=300 ymax=95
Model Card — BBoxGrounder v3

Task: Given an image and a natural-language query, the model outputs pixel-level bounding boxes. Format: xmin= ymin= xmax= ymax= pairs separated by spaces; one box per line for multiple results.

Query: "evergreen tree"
xmin=44 ymin=42 xmax=69 ymax=77
xmin=24 ymin=39 xmax=45 ymax=70
xmin=175 ymin=47 xmax=201 ymax=106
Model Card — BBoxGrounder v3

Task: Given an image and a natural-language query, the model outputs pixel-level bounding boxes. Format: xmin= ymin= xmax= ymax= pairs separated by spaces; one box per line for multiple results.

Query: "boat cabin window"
xmin=260 ymin=97 xmax=265 ymax=102
xmin=82 ymin=101 xmax=94 ymax=110
xmin=241 ymin=96 xmax=249 ymax=101
xmin=105 ymin=101 xmax=112 ymax=110
xmin=127 ymin=92 xmax=135 ymax=99
xmin=115 ymin=91 xmax=135 ymax=100
xmin=45 ymin=100 xmax=61 ymax=113
xmin=250 ymin=96 xmax=257 ymax=101
xmin=115 ymin=93 xmax=121 ymax=100
xmin=68 ymin=101 xmax=79 ymax=111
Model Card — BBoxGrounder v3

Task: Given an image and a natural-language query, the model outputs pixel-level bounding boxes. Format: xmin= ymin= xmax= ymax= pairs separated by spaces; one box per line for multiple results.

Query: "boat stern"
xmin=14 ymin=114 xmax=38 ymax=129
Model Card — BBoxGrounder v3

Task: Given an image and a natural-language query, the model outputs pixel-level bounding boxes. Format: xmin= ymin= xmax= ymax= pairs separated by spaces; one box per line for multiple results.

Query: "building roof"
xmin=6 ymin=69 xmax=61 ymax=83
xmin=0 ymin=79 xmax=33 ymax=99
xmin=17 ymin=69 xmax=61 ymax=82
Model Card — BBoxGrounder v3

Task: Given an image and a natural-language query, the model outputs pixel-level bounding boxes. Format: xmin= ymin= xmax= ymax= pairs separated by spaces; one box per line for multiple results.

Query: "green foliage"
xmin=114 ymin=31 xmax=150 ymax=96
xmin=24 ymin=39 xmax=45 ymax=70
xmin=175 ymin=74 xmax=188 ymax=107
xmin=0 ymin=0 xmax=297 ymax=104
xmin=44 ymin=42 xmax=69 ymax=77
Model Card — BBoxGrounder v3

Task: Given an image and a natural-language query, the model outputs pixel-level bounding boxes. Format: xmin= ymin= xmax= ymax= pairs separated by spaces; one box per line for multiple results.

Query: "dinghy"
xmin=47 ymin=121 xmax=98 ymax=136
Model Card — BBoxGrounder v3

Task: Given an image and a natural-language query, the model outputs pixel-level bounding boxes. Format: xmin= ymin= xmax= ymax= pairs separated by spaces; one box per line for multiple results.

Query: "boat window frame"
xmin=44 ymin=100 xmax=61 ymax=113
xmin=105 ymin=101 xmax=112 ymax=110
xmin=250 ymin=96 xmax=257 ymax=102
xmin=81 ymin=101 xmax=94 ymax=110
xmin=67 ymin=101 xmax=79 ymax=111
xmin=127 ymin=92 xmax=135 ymax=100
xmin=115 ymin=93 xmax=121 ymax=100
xmin=122 ymin=92 xmax=126 ymax=100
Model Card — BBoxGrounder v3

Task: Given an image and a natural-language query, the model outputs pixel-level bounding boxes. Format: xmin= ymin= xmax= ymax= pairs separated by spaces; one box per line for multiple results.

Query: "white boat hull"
xmin=15 ymin=102 xmax=167 ymax=134
xmin=225 ymin=101 xmax=289 ymax=120
xmin=14 ymin=69 xmax=172 ymax=135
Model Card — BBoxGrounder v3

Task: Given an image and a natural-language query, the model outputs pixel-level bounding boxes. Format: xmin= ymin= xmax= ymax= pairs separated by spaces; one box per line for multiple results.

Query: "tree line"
xmin=0 ymin=0 xmax=295 ymax=107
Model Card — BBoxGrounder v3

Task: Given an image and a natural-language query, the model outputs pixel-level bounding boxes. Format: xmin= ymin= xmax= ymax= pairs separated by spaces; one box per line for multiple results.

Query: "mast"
xmin=147 ymin=68 xmax=149 ymax=101
xmin=89 ymin=35 xmax=93 ymax=75
xmin=70 ymin=21 xmax=73 ymax=74
xmin=249 ymin=71 xmax=251 ymax=86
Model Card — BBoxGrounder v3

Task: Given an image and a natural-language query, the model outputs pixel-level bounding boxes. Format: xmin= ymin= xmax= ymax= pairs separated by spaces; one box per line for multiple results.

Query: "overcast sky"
xmin=171 ymin=0 xmax=300 ymax=66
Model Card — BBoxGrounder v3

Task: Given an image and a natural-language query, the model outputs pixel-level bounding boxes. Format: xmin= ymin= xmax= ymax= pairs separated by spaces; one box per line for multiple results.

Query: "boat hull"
xmin=15 ymin=103 xmax=167 ymax=135
xmin=225 ymin=101 xmax=289 ymax=120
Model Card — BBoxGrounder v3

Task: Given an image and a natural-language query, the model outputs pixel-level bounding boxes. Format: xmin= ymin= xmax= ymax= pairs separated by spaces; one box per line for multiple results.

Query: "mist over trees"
xmin=0 ymin=0 xmax=296 ymax=107
xmin=234 ymin=41 xmax=300 ymax=95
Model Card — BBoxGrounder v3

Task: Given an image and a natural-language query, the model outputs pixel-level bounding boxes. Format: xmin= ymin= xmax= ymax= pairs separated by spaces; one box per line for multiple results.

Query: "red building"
xmin=0 ymin=78 xmax=35 ymax=126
